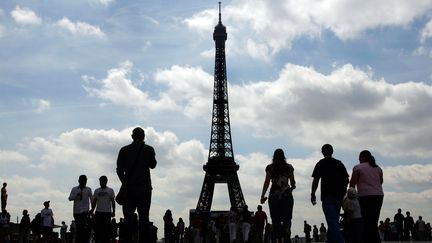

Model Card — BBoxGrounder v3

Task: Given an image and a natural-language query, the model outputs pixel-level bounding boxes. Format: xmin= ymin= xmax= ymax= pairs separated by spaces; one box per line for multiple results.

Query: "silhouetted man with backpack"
xmin=117 ymin=127 xmax=157 ymax=243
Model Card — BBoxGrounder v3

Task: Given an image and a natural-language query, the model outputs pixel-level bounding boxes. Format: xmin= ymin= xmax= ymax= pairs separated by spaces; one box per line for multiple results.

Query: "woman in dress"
xmin=350 ymin=150 xmax=384 ymax=243
xmin=260 ymin=148 xmax=296 ymax=243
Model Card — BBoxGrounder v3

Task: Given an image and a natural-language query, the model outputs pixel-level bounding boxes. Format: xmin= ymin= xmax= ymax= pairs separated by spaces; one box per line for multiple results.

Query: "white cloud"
xmin=56 ymin=17 xmax=105 ymax=38
xmin=0 ymin=150 xmax=29 ymax=165
xmin=84 ymin=61 xmax=213 ymax=117
xmin=420 ymin=18 xmax=432 ymax=44
xmin=31 ymin=98 xmax=51 ymax=113
xmin=97 ymin=0 xmax=115 ymax=7
xmin=184 ymin=0 xmax=432 ymax=60
xmin=10 ymin=5 xmax=42 ymax=25
xmin=86 ymin=62 xmax=432 ymax=158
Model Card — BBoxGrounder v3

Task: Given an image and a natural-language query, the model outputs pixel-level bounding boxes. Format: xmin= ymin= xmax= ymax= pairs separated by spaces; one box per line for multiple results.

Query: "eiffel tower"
xmin=195 ymin=2 xmax=247 ymax=216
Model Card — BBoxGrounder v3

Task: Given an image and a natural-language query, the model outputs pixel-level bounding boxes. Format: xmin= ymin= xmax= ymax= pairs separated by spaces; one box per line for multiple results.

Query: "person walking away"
xmin=60 ymin=221 xmax=67 ymax=243
xmin=311 ymin=144 xmax=349 ymax=243
xmin=254 ymin=205 xmax=268 ymax=243
xmin=342 ymin=187 xmax=363 ymax=243
xmin=240 ymin=205 xmax=251 ymax=243
xmin=319 ymin=223 xmax=327 ymax=242
xmin=416 ymin=216 xmax=426 ymax=240
xmin=163 ymin=209 xmax=174 ymax=243
xmin=91 ymin=175 xmax=116 ymax=243
xmin=260 ymin=148 xmax=296 ymax=243
xmin=117 ymin=127 xmax=157 ymax=243
xmin=403 ymin=211 xmax=414 ymax=240
xmin=69 ymin=174 xmax=93 ymax=243
xmin=349 ymin=150 xmax=384 ymax=243
xmin=19 ymin=209 xmax=31 ymax=243
xmin=227 ymin=206 xmax=238 ymax=243
xmin=1 ymin=183 xmax=7 ymax=212
xmin=177 ymin=218 xmax=185 ymax=243
xmin=303 ymin=221 xmax=311 ymax=242
xmin=40 ymin=201 xmax=54 ymax=243
xmin=393 ymin=208 xmax=404 ymax=240
xmin=312 ymin=225 xmax=319 ymax=242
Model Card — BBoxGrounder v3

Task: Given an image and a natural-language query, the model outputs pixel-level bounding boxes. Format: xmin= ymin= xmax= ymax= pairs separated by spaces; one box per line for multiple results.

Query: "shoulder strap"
xmin=124 ymin=143 xmax=144 ymax=184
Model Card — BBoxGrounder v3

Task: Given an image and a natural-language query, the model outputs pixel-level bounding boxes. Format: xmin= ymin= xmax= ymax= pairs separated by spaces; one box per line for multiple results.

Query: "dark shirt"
xmin=394 ymin=213 xmax=404 ymax=226
xmin=312 ymin=157 xmax=349 ymax=200
xmin=20 ymin=215 xmax=31 ymax=228
xmin=116 ymin=141 xmax=157 ymax=191
xmin=241 ymin=209 xmax=251 ymax=223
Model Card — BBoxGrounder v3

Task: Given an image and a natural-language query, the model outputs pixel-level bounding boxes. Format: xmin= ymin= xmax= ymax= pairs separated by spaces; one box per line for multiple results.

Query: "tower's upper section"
xmin=213 ymin=2 xmax=227 ymax=46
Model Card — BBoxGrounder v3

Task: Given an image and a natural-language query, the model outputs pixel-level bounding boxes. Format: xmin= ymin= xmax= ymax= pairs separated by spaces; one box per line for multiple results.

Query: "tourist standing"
xmin=69 ymin=174 xmax=93 ymax=243
xmin=19 ymin=209 xmax=31 ymax=243
xmin=254 ymin=205 xmax=268 ymax=243
xmin=60 ymin=221 xmax=67 ymax=243
xmin=163 ymin=209 xmax=174 ymax=243
xmin=393 ymin=208 xmax=404 ymax=240
xmin=311 ymin=144 xmax=349 ymax=243
xmin=240 ymin=205 xmax=251 ymax=243
xmin=177 ymin=218 xmax=185 ymax=243
xmin=260 ymin=148 xmax=296 ymax=243
xmin=91 ymin=175 xmax=116 ymax=243
xmin=40 ymin=201 xmax=54 ymax=243
xmin=416 ymin=216 xmax=426 ymax=240
xmin=227 ymin=206 xmax=238 ymax=243
xmin=350 ymin=150 xmax=384 ymax=243
xmin=117 ymin=127 xmax=157 ymax=243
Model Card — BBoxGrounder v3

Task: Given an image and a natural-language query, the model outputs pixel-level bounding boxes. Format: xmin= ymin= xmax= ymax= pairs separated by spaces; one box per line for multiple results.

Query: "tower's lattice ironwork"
xmin=195 ymin=3 xmax=247 ymax=214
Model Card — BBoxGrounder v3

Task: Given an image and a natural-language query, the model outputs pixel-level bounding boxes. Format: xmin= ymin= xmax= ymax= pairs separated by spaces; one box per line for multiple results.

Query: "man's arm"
xmin=111 ymin=189 xmax=116 ymax=217
xmin=311 ymin=177 xmax=319 ymax=205
xmin=68 ymin=188 xmax=77 ymax=201
xmin=148 ymin=147 xmax=157 ymax=169
xmin=90 ymin=195 xmax=97 ymax=214
xmin=116 ymin=149 xmax=126 ymax=183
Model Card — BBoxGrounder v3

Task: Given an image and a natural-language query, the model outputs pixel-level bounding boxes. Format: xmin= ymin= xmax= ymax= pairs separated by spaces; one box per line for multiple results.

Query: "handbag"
xmin=115 ymin=143 xmax=143 ymax=205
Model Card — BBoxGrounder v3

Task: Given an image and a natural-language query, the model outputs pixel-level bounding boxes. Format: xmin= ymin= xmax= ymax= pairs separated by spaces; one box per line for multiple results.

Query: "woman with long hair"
xmin=260 ymin=148 xmax=296 ymax=243
xmin=350 ymin=150 xmax=384 ymax=243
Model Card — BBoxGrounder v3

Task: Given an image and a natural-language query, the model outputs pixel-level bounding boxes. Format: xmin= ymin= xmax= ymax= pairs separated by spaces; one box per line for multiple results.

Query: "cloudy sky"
xmin=1 ymin=0 xmax=432 ymax=237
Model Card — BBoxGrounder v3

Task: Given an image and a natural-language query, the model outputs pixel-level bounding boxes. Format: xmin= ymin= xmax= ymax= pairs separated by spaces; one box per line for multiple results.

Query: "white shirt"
xmin=69 ymin=186 xmax=93 ymax=214
xmin=41 ymin=208 xmax=53 ymax=227
xmin=93 ymin=187 xmax=115 ymax=213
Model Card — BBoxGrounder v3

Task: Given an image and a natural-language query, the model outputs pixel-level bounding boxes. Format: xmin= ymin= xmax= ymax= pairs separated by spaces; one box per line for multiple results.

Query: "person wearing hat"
xmin=116 ymin=127 xmax=157 ymax=243
xmin=40 ymin=201 xmax=54 ymax=242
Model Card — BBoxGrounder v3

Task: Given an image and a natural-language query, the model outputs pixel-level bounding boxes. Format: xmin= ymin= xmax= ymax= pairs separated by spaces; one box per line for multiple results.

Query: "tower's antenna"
xmin=218 ymin=2 xmax=222 ymax=23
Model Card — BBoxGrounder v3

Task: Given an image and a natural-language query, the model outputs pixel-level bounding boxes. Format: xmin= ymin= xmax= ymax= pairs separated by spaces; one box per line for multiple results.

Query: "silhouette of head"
xmin=43 ymin=201 xmax=50 ymax=208
xmin=132 ymin=127 xmax=145 ymax=141
xmin=321 ymin=144 xmax=333 ymax=157
xmin=23 ymin=209 xmax=28 ymax=215
xmin=359 ymin=150 xmax=378 ymax=167
xmin=257 ymin=205 xmax=262 ymax=211
xmin=78 ymin=175 xmax=87 ymax=187
xmin=2 ymin=182 xmax=6 ymax=187
xmin=398 ymin=208 xmax=401 ymax=213
xmin=406 ymin=211 xmax=410 ymax=216
xmin=272 ymin=148 xmax=286 ymax=164
xmin=99 ymin=175 xmax=108 ymax=188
